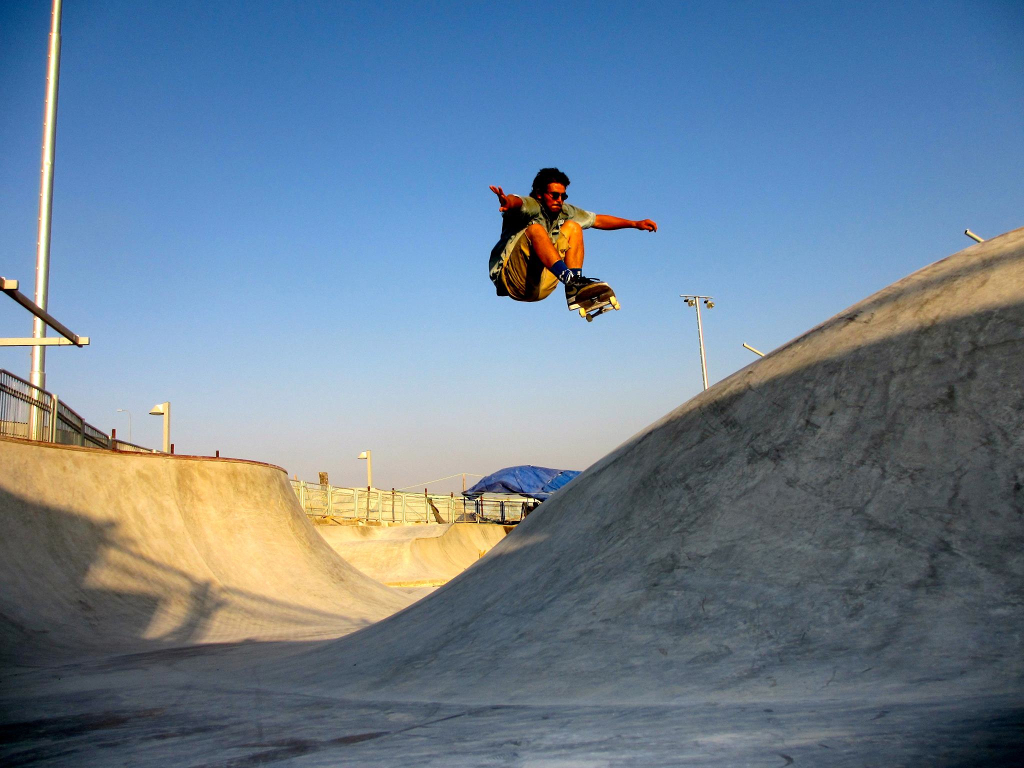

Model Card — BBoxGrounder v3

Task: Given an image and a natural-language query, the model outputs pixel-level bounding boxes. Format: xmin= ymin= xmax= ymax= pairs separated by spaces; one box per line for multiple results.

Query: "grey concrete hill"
xmin=282 ymin=227 xmax=1024 ymax=706
xmin=1 ymin=229 xmax=1022 ymax=766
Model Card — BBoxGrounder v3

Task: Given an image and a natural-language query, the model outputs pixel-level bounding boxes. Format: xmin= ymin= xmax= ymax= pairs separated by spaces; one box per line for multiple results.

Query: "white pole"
xmin=31 ymin=0 xmax=64 ymax=382
xmin=161 ymin=403 xmax=171 ymax=453
xmin=681 ymin=295 xmax=713 ymax=392
xmin=117 ymin=408 xmax=132 ymax=442
xmin=694 ymin=301 xmax=709 ymax=391
xmin=29 ymin=0 xmax=63 ymax=438
xmin=150 ymin=402 xmax=170 ymax=453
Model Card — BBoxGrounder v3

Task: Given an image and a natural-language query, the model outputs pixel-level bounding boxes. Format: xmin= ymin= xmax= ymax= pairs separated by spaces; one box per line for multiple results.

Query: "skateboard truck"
xmin=570 ymin=282 xmax=620 ymax=322
xmin=579 ymin=296 xmax=620 ymax=322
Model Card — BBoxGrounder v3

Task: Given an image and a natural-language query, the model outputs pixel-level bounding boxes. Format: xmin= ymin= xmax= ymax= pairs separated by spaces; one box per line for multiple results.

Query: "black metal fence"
xmin=0 ymin=368 xmax=53 ymax=441
xmin=0 ymin=368 xmax=154 ymax=452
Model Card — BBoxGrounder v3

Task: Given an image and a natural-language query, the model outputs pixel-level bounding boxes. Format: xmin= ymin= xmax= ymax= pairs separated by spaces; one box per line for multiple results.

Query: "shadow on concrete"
xmin=0 ymin=490 xmax=380 ymax=668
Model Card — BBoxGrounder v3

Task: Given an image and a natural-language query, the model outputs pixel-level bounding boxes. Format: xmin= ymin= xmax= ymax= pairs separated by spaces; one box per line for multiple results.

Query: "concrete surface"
xmin=2 ymin=228 xmax=1023 ymax=765
xmin=286 ymin=227 xmax=1024 ymax=708
xmin=0 ymin=443 xmax=412 ymax=664
xmin=315 ymin=522 xmax=508 ymax=586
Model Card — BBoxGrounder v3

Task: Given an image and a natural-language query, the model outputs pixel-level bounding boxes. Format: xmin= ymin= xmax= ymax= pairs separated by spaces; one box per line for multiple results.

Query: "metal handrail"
xmin=291 ymin=480 xmax=536 ymax=525
xmin=0 ymin=368 xmax=155 ymax=452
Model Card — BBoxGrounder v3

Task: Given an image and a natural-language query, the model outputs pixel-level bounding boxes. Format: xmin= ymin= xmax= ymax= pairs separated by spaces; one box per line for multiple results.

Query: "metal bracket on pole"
xmin=1 ymin=278 xmax=89 ymax=347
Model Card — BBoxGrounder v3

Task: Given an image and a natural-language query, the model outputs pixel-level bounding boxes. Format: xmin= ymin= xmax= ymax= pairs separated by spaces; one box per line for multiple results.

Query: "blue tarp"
xmin=463 ymin=465 xmax=581 ymax=501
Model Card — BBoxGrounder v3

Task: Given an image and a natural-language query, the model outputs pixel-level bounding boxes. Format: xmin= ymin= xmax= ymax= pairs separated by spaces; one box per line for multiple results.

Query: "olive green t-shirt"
xmin=489 ymin=195 xmax=596 ymax=291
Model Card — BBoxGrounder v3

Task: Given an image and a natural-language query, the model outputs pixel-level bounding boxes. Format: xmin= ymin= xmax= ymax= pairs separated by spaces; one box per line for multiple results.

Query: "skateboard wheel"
xmin=611 ymin=298 xmax=620 ymax=310
xmin=579 ymin=308 xmax=587 ymax=318
xmin=586 ymin=314 xmax=594 ymax=322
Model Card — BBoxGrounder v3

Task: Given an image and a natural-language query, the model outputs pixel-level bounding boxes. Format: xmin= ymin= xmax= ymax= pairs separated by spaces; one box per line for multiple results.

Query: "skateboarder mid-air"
xmin=488 ymin=168 xmax=657 ymax=317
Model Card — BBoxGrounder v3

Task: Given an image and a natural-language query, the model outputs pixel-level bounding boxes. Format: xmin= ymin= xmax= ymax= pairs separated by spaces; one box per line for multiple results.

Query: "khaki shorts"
xmin=498 ymin=229 xmax=571 ymax=302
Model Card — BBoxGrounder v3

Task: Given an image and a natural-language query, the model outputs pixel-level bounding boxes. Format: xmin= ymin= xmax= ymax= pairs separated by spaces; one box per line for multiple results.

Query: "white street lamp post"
xmin=357 ymin=450 xmax=373 ymax=517
xmin=681 ymin=295 xmax=715 ymax=391
xmin=149 ymin=402 xmax=170 ymax=453
xmin=116 ymin=408 xmax=132 ymax=442
xmin=357 ymin=450 xmax=373 ymax=488
xmin=29 ymin=0 xmax=64 ymax=398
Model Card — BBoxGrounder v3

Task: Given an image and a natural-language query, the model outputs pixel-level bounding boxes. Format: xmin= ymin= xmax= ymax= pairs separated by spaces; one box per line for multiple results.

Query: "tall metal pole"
xmin=681 ymin=295 xmax=714 ymax=392
xmin=30 ymin=0 xmax=63 ymax=396
xmin=694 ymin=300 xmax=709 ymax=391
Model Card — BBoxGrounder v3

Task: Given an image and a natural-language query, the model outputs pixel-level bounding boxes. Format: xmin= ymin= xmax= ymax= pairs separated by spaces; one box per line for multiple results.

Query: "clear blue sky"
xmin=2 ymin=1 xmax=1021 ymax=491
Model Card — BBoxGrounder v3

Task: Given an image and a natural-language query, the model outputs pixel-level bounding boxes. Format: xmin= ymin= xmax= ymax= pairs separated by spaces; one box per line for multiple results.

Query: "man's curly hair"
xmin=531 ymin=167 xmax=571 ymax=198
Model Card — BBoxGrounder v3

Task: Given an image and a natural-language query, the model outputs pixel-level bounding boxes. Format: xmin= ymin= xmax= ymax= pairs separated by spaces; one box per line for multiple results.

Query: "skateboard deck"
xmin=568 ymin=281 xmax=620 ymax=322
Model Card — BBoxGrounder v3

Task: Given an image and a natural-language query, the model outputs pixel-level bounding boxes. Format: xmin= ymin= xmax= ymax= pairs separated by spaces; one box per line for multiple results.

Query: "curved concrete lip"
xmin=0 ymin=437 xmax=414 ymax=663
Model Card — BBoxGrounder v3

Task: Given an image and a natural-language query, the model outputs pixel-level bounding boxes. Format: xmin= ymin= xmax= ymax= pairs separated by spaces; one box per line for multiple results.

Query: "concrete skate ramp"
xmin=288 ymin=228 xmax=1024 ymax=706
xmin=316 ymin=523 xmax=508 ymax=586
xmin=0 ymin=439 xmax=412 ymax=663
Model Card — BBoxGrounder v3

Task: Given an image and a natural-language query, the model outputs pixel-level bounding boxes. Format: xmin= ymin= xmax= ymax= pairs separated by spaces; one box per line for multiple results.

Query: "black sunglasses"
xmin=546 ymin=191 xmax=568 ymax=200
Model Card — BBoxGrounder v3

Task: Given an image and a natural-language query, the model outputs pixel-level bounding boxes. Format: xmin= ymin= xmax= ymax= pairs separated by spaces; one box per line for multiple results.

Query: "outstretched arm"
xmin=489 ymin=185 xmax=524 ymax=213
xmin=592 ymin=214 xmax=657 ymax=232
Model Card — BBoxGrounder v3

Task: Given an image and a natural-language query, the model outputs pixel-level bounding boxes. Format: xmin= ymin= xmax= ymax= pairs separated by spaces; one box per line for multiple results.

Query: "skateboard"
xmin=568 ymin=281 xmax=620 ymax=322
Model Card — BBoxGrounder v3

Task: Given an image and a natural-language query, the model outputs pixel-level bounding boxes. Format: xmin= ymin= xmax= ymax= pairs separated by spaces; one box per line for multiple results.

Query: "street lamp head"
xmin=705 ymin=300 xmax=715 ymax=309
xmin=149 ymin=402 xmax=168 ymax=416
xmin=357 ymin=451 xmax=369 ymax=460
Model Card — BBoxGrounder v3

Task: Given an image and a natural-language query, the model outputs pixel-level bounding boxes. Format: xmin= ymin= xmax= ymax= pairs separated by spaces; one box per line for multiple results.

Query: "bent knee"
xmin=560 ymin=220 xmax=584 ymax=245
xmin=525 ymin=222 xmax=548 ymax=239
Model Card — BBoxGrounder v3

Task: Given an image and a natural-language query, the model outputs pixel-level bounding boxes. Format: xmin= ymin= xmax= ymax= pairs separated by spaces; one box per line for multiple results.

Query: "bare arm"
xmin=592 ymin=214 xmax=658 ymax=232
xmin=489 ymin=185 xmax=524 ymax=213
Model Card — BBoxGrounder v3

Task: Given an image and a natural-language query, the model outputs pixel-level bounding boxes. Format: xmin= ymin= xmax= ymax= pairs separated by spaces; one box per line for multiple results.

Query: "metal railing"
xmin=291 ymin=480 xmax=537 ymax=524
xmin=0 ymin=368 xmax=154 ymax=452
xmin=1 ymin=368 xmax=53 ymax=441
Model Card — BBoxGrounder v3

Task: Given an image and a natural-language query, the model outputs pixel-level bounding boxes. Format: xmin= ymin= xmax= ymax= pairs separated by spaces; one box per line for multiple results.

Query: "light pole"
xmin=149 ymin=402 xmax=170 ymax=453
xmin=357 ymin=450 xmax=373 ymax=488
xmin=29 ymin=0 xmax=64 ymax=398
xmin=357 ymin=450 xmax=373 ymax=517
xmin=116 ymin=408 xmax=132 ymax=442
xmin=681 ymin=295 xmax=715 ymax=391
